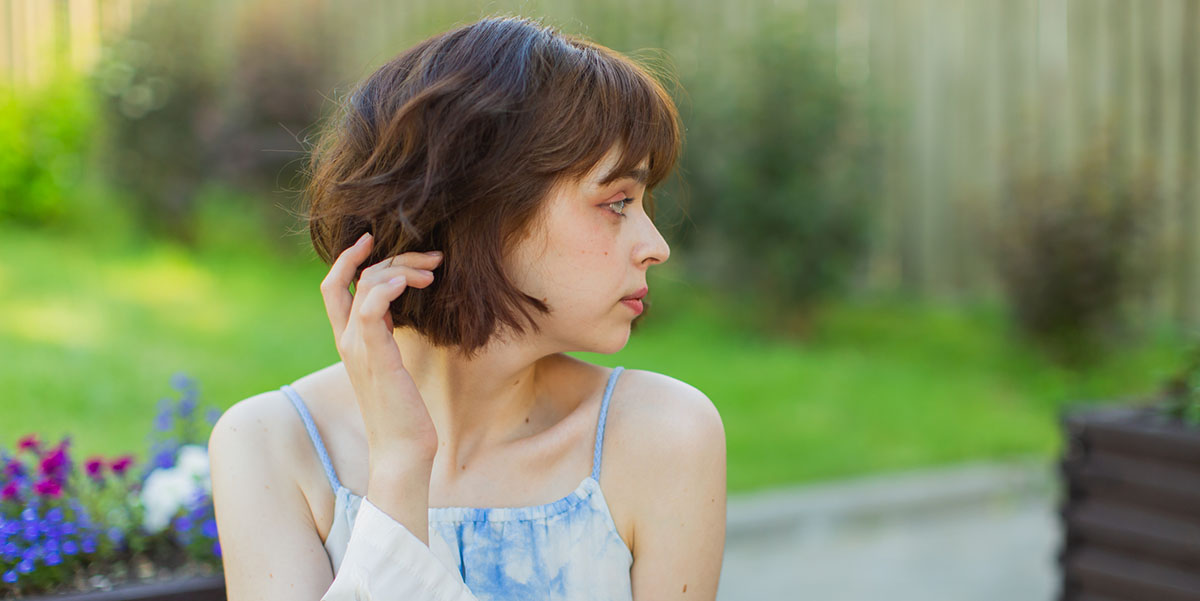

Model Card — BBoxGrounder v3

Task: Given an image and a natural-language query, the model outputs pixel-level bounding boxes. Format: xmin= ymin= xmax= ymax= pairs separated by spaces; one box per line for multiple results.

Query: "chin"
xmin=578 ymin=324 xmax=632 ymax=355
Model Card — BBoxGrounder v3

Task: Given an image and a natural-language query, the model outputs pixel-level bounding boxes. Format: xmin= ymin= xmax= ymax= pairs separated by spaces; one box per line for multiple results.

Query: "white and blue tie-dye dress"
xmin=281 ymin=366 xmax=634 ymax=600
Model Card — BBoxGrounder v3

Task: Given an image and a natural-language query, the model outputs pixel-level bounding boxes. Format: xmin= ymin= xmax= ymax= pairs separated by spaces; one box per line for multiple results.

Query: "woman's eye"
xmin=607 ymin=197 xmax=633 ymax=216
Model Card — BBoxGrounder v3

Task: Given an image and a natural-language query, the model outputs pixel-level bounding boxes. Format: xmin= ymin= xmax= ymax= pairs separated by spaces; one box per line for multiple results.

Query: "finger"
xmin=348 ymin=265 xmax=435 ymax=341
xmin=321 ymin=232 xmax=373 ymax=342
xmin=356 ymin=275 xmax=411 ymax=360
xmin=356 ymin=263 xmax=438 ymax=296
xmin=349 ymin=254 xmax=442 ymax=323
xmin=360 ymin=251 xmax=444 ymax=281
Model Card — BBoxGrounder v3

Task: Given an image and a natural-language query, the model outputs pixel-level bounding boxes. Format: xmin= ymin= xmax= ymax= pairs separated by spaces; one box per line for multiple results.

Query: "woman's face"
xmin=505 ymin=146 xmax=671 ymax=354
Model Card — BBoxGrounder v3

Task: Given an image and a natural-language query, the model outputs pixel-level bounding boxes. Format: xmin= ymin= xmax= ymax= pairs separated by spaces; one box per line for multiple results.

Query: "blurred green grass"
xmin=0 ymin=212 xmax=1187 ymax=493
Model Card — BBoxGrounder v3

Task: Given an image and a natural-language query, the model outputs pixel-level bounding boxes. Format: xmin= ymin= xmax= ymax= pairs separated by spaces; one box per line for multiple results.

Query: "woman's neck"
xmin=389 ymin=327 xmax=566 ymax=467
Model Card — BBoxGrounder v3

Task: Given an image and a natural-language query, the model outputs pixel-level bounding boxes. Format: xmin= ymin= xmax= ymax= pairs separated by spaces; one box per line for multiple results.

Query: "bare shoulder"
xmin=208 ymin=388 xmax=340 ymax=598
xmin=210 ymin=388 xmax=315 ymax=477
xmin=609 ymin=368 xmax=725 ymax=446
xmin=601 ymin=368 xmax=726 ymax=560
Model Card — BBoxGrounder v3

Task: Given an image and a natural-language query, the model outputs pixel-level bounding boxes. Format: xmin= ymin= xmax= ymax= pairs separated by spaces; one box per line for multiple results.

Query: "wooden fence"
xmin=3 ymin=0 xmax=1199 ymax=329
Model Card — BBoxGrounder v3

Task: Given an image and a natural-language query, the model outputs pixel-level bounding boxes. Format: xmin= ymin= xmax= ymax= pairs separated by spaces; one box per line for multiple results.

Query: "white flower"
xmin=176 ymin=444 xmax=211 ymax=493
xmin=139 ymin=445 xmax=212 ymax=533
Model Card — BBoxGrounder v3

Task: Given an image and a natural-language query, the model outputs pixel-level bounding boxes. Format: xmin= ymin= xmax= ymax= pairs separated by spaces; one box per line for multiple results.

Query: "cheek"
xmin=536 ymin=225 xmax=620 ymax=299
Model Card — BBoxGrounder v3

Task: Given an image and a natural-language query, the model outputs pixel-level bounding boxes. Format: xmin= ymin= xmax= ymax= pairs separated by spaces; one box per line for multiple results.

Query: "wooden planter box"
xmin=1058 ymin=403 xmax=1200 ymax=601
xmin=22 ymin=575 xmax=225 ymax=601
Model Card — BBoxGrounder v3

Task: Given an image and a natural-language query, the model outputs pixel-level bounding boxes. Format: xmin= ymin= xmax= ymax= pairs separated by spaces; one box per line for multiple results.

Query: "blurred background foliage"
xmin=2 ymin=0 xmax=1198 ymax=492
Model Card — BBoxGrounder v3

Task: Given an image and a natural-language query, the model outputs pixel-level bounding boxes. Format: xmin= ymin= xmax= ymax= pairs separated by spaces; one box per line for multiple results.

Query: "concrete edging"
xmin=726 ymin=457 xmax=1059 ymax=544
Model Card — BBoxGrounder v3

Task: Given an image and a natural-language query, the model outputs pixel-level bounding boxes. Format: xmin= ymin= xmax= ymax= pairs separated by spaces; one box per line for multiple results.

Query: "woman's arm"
xmin=209 ymin=395 xmax=338 ymax=599
xmin=627 ymin=380 xmax=728 ymax=600
xmin=210 ymin=394 xmax=480 ymax=601
xmin=211 ymin=232 xmax=483 ymax=600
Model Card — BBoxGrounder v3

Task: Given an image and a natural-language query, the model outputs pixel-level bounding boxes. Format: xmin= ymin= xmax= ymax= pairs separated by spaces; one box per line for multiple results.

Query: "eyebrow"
xmin=597 ymin=166 xmax=650 ymax=186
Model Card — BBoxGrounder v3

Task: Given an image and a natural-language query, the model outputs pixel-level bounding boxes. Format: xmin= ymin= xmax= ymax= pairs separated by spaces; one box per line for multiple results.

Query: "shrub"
xmin=91 ymin=0 xmax=223 ymax=245
xmin=989 ymin=135 xmax=1159 ymax=365
xmin=0 ymin=75 xmax=96 ymax=227
xmin=668 ymin=12 xmax=883 ymax=335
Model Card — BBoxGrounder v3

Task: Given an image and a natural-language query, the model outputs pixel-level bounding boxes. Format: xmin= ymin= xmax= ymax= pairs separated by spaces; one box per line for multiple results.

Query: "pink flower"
xmin=0 ymin=481 xmax=19 ymax=501
xmin=85 ymin=456 xmax=106 ymax=480
xmin=17 ymin=434 xmax=40 ymax=454
xmin=33 ymin=478 xmax=62 ymax=498
xmin=39 ymin=446 xmax=69 ymax=480
xmin=110 ymin=455 xmax=134 ymax=476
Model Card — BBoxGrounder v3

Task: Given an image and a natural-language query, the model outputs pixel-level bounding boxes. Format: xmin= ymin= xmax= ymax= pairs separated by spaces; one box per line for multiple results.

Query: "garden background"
xmin=2 ymin=0 xmax=1198 ymax=498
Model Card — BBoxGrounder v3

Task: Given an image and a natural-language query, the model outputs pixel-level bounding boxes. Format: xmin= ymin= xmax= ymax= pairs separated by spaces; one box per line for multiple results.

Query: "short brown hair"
xmin=302 ymin=15 xmax=683 ymax=358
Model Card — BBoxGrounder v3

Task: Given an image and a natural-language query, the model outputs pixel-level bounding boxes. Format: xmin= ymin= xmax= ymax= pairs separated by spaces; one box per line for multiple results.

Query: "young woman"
xmin=209 ymin=15 xmax=726 ymax=601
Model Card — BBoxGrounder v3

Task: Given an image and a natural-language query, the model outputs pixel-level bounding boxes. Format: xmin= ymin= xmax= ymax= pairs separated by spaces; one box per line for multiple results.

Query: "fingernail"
xmin=425 ymin=251 xmax=442 ymax=257
xmin=357 ymin=232 xmax=372 ymax=246
xmin=418 ymin=269 xmax=434 ymax=277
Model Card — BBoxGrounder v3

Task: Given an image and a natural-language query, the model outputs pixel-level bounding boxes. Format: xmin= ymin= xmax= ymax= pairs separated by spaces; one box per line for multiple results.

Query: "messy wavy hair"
xmin=302 ymin=15 xmax=683 ymax=358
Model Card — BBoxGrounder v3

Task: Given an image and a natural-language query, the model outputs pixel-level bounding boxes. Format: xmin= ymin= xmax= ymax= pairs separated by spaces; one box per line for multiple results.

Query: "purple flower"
xmin=17 ymin=557 xmax=34 ymax=573
xmin=3 ymin=569 xmax=16 ymax=583
xmin=62 ymin=539 xmax=78 ymax=554
xmin=154 ymin=409 xmax=173 ymax=432
xmin=205 ymin=408 xmax=222 ymax=425
xmin=212 ymin=540 xmax=221 ymax=558
xmin=170 ymin=372 xmax=195 ymax=391
xmin=81 ymin=536 xmax=96 ymax=553
xmin=201 ymin=519 xmax=218 ymax=538
xmin=33 ymin=478 xmax=62 ymax=498
xmin=179 ymin=395 xmax=197 ymax=417
xmin=152 ymin=446 xmax=176 ymax=470
xmin=0 ymin=481 xmax=19 ymax=501
xmin=4 ymin=459 xmax=25 ymax=478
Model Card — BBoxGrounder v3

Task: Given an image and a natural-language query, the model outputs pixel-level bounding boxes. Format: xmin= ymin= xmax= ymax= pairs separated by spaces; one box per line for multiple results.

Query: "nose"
xmin=634 ymin=212 xmax=670 ymax=267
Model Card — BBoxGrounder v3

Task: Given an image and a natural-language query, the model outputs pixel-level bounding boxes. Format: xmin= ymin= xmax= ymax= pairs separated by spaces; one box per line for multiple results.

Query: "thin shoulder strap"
xmin=280 ymin=384 xmax=344 ymax=493
xmin=591 ymin=366 xmax=625 ymax=481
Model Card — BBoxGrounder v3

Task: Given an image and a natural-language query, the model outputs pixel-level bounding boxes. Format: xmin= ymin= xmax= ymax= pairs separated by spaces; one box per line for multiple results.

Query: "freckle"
xmin=461 ymin=464 xmax=466 ymax=470
xmin=525 ymin=417 xmax=530 ymax=423
xmin=603 ymin=251 xmax=608 ymax=255
xmin=269 ymin=573 xmax=274 ymax=579
xmin=683 ymin=584 xmax=687 ymax=592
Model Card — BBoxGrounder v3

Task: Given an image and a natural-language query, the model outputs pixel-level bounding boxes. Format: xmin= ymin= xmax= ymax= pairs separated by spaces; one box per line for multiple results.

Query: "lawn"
xmin=0 ymin=219 xmax=1187 ymax=493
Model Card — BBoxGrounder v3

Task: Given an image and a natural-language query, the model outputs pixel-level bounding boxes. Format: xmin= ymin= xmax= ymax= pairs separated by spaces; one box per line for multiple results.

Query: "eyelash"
xmin=607 ymin=197 xmax=634 ymax=217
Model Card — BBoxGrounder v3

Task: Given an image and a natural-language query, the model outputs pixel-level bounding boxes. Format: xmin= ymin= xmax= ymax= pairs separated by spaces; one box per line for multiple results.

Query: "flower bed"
xmin=1057 ymin=353 xmax=1200 ymax=600
xmin=1 ymin=373 xmax=225 ymax=598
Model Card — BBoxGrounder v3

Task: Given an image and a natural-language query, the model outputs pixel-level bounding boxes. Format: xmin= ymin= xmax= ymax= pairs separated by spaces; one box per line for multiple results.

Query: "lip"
xmin=621 ymin=286 xmax=648 ymax=301
xmin=620 ymin=298 xmax=644 ymax=315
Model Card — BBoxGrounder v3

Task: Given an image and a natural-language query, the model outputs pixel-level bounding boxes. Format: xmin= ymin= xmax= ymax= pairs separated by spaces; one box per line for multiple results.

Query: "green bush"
xmin=0 ymin=76 xmax=96 ymax=226
xmin=989 ymin=135 xmax=1160 ymax=365
xmin=212 ymin=2 xmax=347 ymax=248
xmin=91 ymin=0 xmax=222 ymax=246
xmin=666 ymin=12 xmax=883 ymax=335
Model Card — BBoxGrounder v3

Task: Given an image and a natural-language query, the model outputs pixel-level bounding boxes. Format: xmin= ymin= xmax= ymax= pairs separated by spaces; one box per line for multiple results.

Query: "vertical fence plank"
xmin=1177 ymin=0 xmax=1199 ymax=329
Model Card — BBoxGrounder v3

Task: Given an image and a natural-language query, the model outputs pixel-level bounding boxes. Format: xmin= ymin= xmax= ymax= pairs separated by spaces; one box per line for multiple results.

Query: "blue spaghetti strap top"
xmin=280 ymin=366 xmax=633 ymax=601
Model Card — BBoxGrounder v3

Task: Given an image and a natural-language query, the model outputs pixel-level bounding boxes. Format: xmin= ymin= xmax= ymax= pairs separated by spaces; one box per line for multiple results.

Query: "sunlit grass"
xmin=0 ymin=221 xmax=1188 ymax=493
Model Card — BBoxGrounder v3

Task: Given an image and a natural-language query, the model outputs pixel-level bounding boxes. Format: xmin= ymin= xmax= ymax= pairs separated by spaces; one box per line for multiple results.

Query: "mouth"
xmin=621 ymin=286 xmax=648 ymax=301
